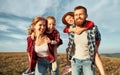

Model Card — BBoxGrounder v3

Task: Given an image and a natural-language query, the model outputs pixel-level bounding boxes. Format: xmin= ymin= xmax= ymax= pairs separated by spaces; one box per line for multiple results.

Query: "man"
xmin=68 ymin=6 xmax=105 ymax=75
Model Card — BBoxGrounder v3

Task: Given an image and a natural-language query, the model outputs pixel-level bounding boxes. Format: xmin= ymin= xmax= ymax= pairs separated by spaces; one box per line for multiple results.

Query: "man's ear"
xmin=86 ymin=14 xmax=88 ymax=18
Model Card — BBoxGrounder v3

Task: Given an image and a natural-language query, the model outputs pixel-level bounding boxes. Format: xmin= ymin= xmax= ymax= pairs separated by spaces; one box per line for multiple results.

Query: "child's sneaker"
xmin=52 ymin=61 xmax=57 ymax=71
xmin=61 ymin=65 xmax=71 ymax=75
xmin=22 ymin=68 xmax=35 ymax=75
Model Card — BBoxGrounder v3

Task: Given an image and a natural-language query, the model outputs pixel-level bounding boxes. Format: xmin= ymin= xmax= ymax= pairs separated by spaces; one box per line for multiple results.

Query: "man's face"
xmin=74 ymin=9 xmax=87 ymax=26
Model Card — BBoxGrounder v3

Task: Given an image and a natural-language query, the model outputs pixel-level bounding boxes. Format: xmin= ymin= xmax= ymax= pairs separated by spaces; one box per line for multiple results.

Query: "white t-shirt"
xmin=73 ymin=31 xmax=90 ymax=60
xmin=35 ymin=43 xmax=49 ymax=57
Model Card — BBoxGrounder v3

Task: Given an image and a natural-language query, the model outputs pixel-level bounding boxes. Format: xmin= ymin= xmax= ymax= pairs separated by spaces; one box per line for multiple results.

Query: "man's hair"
xmin=62 ymin=12 xmax=74 ymax=26
xmin=74 ymin=6 xmax=87 ymax=14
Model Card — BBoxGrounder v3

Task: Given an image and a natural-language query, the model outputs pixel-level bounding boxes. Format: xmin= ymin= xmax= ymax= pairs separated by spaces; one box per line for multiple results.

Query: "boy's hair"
xmin=74 ymin=6 xmax=87 ymax=15
xmin=46 ymin=16 xmax=56 ymax=22
xmin=62 ymin=12 xmax=74 ymax=26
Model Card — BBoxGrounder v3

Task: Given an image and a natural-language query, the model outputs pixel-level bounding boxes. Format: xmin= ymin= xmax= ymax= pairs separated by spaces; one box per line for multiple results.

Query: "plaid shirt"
xmin=46 ymin=29 xmax=63 ymax=56
xmin=68 ymin=25 xmax=101 ymax=69
xmin=27 ymin=36 xmax=54 ymax=72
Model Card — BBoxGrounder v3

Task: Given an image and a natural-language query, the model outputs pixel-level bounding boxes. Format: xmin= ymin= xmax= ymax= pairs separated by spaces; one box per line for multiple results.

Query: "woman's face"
xmin=65 ymin=15 xmax=74 ymax=25
xmin=34 ymin=20 xmax=46 ymax=34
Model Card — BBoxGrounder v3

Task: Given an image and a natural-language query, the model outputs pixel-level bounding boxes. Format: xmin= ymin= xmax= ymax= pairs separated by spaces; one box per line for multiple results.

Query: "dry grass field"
xmin=0 ymin=52 xmax=120 ymax=75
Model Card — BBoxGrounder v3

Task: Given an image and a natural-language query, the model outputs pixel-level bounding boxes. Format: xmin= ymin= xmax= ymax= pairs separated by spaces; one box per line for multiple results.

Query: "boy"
xmin=46 ymin=16 xmax=63 ymax=75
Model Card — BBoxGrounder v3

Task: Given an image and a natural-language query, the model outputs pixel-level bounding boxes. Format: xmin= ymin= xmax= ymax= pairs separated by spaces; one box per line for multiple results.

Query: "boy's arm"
xmin=51 ymin=30 xmax=61 ymax=45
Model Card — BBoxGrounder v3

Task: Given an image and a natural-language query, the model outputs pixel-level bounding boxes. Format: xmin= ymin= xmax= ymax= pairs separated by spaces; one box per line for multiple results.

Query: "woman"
xmin=27 ymin=16 xmax=54 ymax=75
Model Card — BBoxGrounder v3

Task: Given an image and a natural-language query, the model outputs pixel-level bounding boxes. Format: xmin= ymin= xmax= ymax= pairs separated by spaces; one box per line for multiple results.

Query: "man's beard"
xmin=75 ymin=20 xmax=85 ymax=27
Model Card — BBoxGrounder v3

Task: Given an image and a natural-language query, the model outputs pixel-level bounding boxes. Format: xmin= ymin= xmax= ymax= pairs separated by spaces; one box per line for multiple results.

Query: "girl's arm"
xmin=75 ymin=28 xmax=87 ymax=34
xmin=95 ymin=38 xmax=106 ymax=75
xmin=63 ymin=26 xmax=69 ymax=33
xmin=95 ymin=48 xmax=106 ymax=75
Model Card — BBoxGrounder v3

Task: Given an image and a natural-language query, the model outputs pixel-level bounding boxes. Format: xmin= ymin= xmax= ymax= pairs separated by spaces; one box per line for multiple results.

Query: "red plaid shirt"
xmin=46 ymin=29 xmax=63 ymax=56
xmin=27 ymin=36 xmax=54 ymax=72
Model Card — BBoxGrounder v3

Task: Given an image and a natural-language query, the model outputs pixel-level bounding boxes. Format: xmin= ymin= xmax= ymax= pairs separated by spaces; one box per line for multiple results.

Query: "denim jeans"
xmin=49 ymin=61 xmax=59 ymax=75
xmin=35 ymin=59 xmax=59 ymax=75
xmin=35 ymin=59 xmax=49 ymax=75
xmin=71 ymin=58 xmax=95 ymax=75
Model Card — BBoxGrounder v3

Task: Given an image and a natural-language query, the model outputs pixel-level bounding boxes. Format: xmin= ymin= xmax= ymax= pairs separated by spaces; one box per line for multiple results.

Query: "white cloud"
xmin=0 ymin=25 xmax=11 ymax=32
xmin=0 ymin=17 xmax=30 ymax=32
xmin=0 ymin=0 xmax=54 ymax=17
xmin=5 ymin=34 xmax=27 ymax=40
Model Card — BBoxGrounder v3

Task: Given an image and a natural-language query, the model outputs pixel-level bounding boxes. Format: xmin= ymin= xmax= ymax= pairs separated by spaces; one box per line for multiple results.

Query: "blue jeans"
xmin=71 ymin=58 xmax=95 ymax=75
xmin=49 ymin=61 xmax=59 ymax=75
xmin=35 ymin=59 xmax=59 ymax=75
xmin=35 ymin=59 xmax=49 ymax=75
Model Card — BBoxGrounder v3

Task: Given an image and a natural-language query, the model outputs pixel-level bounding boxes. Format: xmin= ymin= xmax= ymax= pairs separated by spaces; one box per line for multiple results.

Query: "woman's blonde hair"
xmin=27 ymin=16 xmax=47 ymax=35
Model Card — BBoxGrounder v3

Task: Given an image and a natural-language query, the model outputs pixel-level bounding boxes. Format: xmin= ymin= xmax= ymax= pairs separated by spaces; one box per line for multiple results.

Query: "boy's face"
xmin=65 ymin=15 xmax=74 ymax=25
xmin=47 ymin=19 xmax=56 ymax=31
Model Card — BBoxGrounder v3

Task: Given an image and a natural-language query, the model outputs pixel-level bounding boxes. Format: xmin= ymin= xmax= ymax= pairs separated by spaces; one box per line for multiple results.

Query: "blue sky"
xmin=0 ymin=0 xmax=120 ymax=53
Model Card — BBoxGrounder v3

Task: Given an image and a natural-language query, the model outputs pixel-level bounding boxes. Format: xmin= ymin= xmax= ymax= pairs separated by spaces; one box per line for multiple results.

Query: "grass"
xmin=0 ymin=52 xmax=120 ymax=75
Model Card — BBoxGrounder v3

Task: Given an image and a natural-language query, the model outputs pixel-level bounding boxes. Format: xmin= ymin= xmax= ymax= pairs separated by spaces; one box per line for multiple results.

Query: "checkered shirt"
xmin=68 ymin=25 xmax=101 ymax=68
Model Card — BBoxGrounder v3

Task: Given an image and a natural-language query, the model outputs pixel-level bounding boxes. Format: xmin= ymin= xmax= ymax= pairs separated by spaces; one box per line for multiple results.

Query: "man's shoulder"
xmin=88 ymin=25 xmax=98 ymax=29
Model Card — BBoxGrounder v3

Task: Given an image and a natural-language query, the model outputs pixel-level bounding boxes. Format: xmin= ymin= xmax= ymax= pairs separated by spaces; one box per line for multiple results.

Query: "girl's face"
xmin=47 ymin=19 xmax=56 ymax=31
xmin=34 ymin=20 xmax=46 ymax=34
xmin=65 ymin=15 xmax=74 ymax=25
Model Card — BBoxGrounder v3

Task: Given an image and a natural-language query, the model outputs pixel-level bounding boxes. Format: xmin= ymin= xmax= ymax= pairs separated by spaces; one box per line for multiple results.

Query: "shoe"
xmin=22 ymin=68 xmax=35 ymax=75
xmin=61 ymin=65 xmax=71 ymax=75
xmin=29 ymin=71 xmax=35 ymax=74
xmin=52 ymin=61 xmax=57 ymax=71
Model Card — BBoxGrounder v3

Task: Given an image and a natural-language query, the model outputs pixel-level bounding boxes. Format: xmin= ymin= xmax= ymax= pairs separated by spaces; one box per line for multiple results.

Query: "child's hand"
xmin=46 ymin=37 xmax=52 ymax=44
xmin=68 ymin=28 xmax=76 ymax=33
